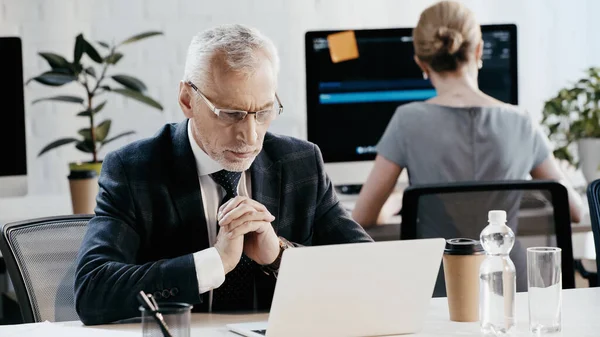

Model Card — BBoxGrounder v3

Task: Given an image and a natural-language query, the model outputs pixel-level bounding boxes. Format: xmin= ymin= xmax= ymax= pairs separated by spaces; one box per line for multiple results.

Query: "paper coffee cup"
xmin=442 ymin=238 xmax=485 ymax=322
xmin=68 ymin=170 xmax=99 ymax=214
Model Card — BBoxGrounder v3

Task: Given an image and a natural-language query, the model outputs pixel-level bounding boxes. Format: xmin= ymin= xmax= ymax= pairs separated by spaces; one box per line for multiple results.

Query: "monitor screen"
xmin=305 ymin=24 xmax=518 ymax=164
xmin=0 ymin=37 xmax=27 ymax=177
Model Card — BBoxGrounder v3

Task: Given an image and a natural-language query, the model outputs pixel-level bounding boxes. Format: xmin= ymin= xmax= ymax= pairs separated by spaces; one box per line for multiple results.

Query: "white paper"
xmin=2 ymin=321 xmax=139 ymax=337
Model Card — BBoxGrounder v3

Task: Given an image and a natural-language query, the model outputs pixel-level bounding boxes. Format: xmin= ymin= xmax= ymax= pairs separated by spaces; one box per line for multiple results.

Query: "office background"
xmin=2 ymin=0 xmax=599 ymax=196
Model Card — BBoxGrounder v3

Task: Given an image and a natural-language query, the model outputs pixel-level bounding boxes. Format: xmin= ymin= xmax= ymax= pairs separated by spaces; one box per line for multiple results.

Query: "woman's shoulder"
xmin=392 ymin=101 xmax=449 ymax=118
xmin=392 ymin=101 xmax=533 ymax=123
xmin=484 ymin=104 xmax=534 ymax=123
xmin=389 ymin=102 xmax=440 ymax=127
xmin=393 ymin=101 xmax=429 ymax=112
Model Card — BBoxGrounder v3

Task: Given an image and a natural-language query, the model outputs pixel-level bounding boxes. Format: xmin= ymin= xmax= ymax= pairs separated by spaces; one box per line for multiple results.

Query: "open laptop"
xmin=227 ymin=238 xmax=445 ymax=337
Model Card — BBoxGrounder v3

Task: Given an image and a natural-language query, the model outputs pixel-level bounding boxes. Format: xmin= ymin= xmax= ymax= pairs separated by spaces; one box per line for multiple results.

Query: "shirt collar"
xmin=187 ymin=120 xmax=223 ymax=176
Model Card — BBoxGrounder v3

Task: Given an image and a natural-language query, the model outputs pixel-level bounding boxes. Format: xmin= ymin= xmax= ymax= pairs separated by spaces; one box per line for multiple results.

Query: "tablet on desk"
xmin=226 ymin=239 xmax=445 ymax=337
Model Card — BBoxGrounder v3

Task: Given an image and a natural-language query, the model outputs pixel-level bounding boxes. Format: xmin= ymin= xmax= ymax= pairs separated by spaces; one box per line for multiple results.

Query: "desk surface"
xmin=2 ymin=287 xmax=598 ymax=336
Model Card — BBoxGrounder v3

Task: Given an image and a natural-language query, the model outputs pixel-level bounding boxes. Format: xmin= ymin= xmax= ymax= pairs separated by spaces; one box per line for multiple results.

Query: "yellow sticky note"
xmin=327 ymin=31 xmax=359 ymax=63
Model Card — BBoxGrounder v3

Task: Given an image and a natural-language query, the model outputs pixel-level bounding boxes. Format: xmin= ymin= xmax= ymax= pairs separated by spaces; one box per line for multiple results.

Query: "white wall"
xmin=2 ymin=0 xmax=598 ymax=195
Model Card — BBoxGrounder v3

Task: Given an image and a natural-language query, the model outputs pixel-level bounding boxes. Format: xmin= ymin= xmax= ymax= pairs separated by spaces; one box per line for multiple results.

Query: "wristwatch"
xmin=261 ymin=236 xmax=291 ymax=277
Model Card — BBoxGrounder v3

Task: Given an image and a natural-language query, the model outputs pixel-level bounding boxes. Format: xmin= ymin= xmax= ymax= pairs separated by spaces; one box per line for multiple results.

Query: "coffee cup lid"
xmin=68 ymin=170 xmax=98 ymax=180
xmin=444 ymin=238 xmax=484 ymax=255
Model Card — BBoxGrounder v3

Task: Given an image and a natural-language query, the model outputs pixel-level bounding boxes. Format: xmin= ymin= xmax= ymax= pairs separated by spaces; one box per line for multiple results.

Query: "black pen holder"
xmin=139 ymin=302 xmax=193 ymax=337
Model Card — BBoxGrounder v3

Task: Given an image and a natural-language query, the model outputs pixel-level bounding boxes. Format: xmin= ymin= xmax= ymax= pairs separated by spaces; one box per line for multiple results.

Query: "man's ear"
xmin=178 ymin=81 xmax=194 ymax=118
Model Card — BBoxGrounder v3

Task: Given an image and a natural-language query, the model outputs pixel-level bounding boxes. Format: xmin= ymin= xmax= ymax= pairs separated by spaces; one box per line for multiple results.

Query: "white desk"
xmin=1 ymin=287 xmax=598 ymax=336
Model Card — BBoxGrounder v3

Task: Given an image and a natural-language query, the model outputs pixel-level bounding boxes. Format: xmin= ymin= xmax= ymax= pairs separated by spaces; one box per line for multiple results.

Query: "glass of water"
xmin=527 ymin=247 xmax=562 ymax=334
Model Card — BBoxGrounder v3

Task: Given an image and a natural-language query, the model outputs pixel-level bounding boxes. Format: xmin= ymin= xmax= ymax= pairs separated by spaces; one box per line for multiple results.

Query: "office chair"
xmin=400 ymin=180 xmax=575 ymax=296
xmin=0 ymin=215 xmax=91 ymax=323
xmin=586 ymin=179 xmax=600 ymax=285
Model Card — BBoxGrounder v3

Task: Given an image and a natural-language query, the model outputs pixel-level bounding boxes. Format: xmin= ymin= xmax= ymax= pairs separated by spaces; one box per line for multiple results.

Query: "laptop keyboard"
xmin=252 ymin=330 xmax=267 ymax=335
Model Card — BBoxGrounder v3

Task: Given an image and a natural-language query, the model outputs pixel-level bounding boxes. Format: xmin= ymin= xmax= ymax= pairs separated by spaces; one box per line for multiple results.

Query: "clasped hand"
xmin=213 ymin=196 xmax=280 ymax=273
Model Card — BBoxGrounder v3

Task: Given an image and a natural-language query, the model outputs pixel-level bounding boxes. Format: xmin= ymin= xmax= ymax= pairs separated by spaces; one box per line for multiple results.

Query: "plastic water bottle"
xmin=479 ymin=210 xmax=516 ymax=335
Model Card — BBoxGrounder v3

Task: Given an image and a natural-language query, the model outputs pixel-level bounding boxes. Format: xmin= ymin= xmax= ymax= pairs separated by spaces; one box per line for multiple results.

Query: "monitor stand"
xmin=335 ymin=184 xmax=363 ymax=195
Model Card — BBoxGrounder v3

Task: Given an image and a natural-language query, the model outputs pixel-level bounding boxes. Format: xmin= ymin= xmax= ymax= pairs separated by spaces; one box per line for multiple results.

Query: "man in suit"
xmin=74 ymin=24 xmax=373 ymax=325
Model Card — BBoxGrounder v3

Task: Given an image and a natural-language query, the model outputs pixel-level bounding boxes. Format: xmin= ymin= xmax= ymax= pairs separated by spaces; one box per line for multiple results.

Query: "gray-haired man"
xmin=74 ymin=24 xmax=372 ymax=325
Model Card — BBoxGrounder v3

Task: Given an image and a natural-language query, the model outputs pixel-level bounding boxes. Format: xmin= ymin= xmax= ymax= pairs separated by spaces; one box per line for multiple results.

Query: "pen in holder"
xmin=138 ymin=291 xmax=193 ymax=337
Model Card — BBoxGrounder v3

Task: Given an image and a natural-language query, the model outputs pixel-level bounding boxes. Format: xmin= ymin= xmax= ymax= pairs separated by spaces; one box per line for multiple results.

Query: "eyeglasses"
xmin=187 ymin=81 xmax=283 ymax=125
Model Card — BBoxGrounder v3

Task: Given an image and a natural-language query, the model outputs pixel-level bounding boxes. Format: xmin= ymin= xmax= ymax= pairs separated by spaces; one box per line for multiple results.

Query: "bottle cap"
xmin=488 ymin=210 xmax=507 ymax=223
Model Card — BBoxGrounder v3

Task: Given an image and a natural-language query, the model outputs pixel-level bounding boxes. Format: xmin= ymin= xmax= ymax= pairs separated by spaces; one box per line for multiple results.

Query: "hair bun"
xmin=434 ymin=26 xmax=464 ymax=55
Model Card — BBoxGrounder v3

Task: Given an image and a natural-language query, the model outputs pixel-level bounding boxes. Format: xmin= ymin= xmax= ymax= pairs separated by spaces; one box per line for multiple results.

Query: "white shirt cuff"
xmin=192 ymin=247 xmax=226 ymax=294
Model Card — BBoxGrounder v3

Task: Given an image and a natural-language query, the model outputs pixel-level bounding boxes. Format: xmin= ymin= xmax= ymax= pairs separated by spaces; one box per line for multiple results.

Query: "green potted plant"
xmin=28 ymin=31 xmax=164 ymax=175
xmin=541 ymin=67 xmax=600 ymax=182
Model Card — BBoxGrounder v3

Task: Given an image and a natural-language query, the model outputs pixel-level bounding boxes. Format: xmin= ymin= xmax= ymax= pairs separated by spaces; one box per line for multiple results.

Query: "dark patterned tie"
xmin=210 ymin=170 xmax=255 ymax=311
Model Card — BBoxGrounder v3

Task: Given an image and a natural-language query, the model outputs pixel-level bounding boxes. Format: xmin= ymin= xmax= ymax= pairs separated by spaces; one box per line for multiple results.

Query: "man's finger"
xmin=216 ymin=224 xmax=229 ymax=237
xmin=219 ymin=197 xmax=271 ymax=221
xmin=228 ymin=221 xmax=269 ymax=239
xmin=219 ymin=204 xmax=255 ymax=226
xmin=226 ymin=211 xmax=275 ymax=231
xmin=218 ymin=196 xmax=247 ymax=217
xmin=238 ymin=198 xmax=269 ymax=213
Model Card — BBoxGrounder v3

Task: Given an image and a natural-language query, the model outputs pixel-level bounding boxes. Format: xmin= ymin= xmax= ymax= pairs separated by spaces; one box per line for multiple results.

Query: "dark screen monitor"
xmin=305 ymin=24 xmax=518 ymax=185
xmin=0 ymin=37 xmax=28 ymax=197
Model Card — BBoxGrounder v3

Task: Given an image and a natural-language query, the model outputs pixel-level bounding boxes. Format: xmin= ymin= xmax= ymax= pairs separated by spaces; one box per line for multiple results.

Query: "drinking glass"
xmin=527 ymin=247 xmax=562 ymax=334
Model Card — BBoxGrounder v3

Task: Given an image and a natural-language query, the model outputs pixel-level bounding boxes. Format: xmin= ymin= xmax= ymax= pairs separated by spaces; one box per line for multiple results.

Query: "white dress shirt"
xmin=188 ymin=122 xmax=252 ymax=300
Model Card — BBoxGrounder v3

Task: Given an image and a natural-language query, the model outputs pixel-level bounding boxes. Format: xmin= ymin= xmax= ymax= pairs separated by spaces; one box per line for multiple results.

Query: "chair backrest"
xmin=586 ymin=179 xmax=600 ymax=275
xmin=0 ymin=215 xmax=91 ymax=323
xmin=401 ymin=180 xmax=575 ymax=296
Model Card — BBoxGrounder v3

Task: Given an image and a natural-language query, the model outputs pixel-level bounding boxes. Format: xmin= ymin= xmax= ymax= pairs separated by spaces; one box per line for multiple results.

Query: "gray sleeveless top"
xmin=376 ymin=102 xmax=551 ymax=185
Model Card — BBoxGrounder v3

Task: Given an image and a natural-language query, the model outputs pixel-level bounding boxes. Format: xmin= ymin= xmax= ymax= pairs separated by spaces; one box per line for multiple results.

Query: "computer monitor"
xmin=305 ymin=24 xmax=518 ymax=188
xmin=0 ymin=37 xmax=28 ymax=197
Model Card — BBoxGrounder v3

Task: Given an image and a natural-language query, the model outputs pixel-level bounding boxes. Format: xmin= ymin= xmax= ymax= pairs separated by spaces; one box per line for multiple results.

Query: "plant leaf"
xmin=84 ymin=39 xmax=103 ymax=63
xmin=102 ymin=130 xmax=135 ymax=145
xmin=77 ymin=100 xmax=107 ymax=116
xmin=38 ymin=52 xmax=71 ymax=70
xmin=74 ymin=34 xmax=85 ymax=64
xmin=548 ymin=122 xmax=561 ymax=135
xmin=78 ymin=128 xmax=92 ymax=141
xmin=76 ymin=140 xmax=95 ymax=153
xmin=112 ymin=74 xmax=147 ymax=92
xmin=38 ymin=138 xmax=79 ymax=156
xmin=93 ymin=100 xmax=107 ymax=113
xmin=27 ymin=71 xmax=77 ymax=86
xmin=111 ymin=88 xmax=163 ymax=110
xmin=100 ymin=85 xmax=112 ymax=91
xmin=104 ymin=52 xmax=123 ymax=65
xmin=77 ymin=109 xmax=91 ymax=117
xmin=77 ymin=120 xmax=111 ymax=142
xmin=85 ymin=67 xmax=97 ymax=78
xmin=97 ymin=41 xmax=110 ymax=49
xmin=32 ymin=95 xmax=84 ymax=105
xmin=95 ymin=120 xmax=112 ymax=142
xmin=68 ymin=62 xmax=83 ymax=75
xmin=119 ymin=31 xmax=163 ymax=45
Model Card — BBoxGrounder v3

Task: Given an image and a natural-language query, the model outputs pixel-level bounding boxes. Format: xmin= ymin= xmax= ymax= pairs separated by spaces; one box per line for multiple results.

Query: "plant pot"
xmin=69 ymin=161 xmax=103 ymax=176
xmin=68 ymin=161 xmax=102 ymax=214
xmin=577 ymin=138 xmax=600 ymax=183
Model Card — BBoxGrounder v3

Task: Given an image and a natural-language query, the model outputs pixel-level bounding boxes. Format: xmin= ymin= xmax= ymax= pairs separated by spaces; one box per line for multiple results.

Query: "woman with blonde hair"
xmin=353 ymin=0 xmax=582 ymax=226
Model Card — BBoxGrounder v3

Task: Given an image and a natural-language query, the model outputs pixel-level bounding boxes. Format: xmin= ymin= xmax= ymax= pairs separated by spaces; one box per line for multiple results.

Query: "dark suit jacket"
xmin=74 ymin=120 xmax=373 ymax=325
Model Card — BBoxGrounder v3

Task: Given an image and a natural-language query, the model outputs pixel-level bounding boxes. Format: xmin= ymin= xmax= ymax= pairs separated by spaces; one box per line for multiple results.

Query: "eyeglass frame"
xmin=186 ymin=81 xmax=283 ymax=124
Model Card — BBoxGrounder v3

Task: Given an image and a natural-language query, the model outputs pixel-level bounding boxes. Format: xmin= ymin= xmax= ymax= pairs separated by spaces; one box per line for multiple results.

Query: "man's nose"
xmin=236 ymin=114 xmax=258 ymax=146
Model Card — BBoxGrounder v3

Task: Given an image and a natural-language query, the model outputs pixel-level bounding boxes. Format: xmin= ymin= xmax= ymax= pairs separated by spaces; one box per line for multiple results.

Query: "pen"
xmin=137 ymin=291 xmax=173 ymax=337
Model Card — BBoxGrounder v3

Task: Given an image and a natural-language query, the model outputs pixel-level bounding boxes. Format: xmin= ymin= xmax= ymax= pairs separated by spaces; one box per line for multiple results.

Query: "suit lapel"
xmin=169 ymin=120 xmax=210 ymax=250
xmin=251 ymin=136 xmax=281 ymax=234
